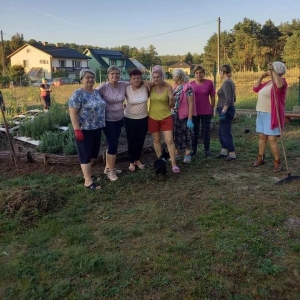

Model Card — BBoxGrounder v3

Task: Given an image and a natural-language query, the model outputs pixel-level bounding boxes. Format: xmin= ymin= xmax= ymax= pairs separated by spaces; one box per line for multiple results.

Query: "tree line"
xmin=0 ymin=17 xmax=299 ymax=81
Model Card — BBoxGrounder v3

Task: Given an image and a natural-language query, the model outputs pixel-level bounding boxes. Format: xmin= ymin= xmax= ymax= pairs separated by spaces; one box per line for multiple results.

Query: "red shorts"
xmin=148 ymin=115 xmax=173 ymax=133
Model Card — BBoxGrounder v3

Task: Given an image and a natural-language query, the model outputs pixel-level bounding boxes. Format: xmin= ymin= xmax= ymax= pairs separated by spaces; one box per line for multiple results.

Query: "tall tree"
xmin=231 ymin=18 xmax=261 ymax=71
xmin=10 ymin=33 xmax=25 ymax=52
xmin=184 ymin=52 xmax=193 ymax=64
xmin=283 ymin=30 xmax=300 ymax=64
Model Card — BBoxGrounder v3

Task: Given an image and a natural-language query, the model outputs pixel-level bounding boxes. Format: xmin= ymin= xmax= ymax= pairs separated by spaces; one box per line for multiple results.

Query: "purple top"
xmin=96 ymin=81 xmax=129 ymax=121
xmin=190 ymin=80 xmax=215 ymax=115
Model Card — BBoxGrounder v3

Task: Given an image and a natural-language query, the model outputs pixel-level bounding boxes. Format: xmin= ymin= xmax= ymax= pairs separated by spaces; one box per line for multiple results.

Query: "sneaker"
xmin=204 ymin=151 xmax=211 ymax=157
xmin=107 ymin=170 xmax=118 ymax=181
xmin=215 ymin=153 xmax=227 ymax=159
xmin=225 ymin=156 xmax=236 ymax=162
xmin=104 ymin=168 xmax=122 ymax=175
xmin=183 ymin=154 xmax=191 ymax=163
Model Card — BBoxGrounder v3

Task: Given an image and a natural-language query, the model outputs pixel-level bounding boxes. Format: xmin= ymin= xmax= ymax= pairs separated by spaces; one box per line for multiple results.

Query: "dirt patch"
xmin=0 ymin=130 xmax=158 ymax=179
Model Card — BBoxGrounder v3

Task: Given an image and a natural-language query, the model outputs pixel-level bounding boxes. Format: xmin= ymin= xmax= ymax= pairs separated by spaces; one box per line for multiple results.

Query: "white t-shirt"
xmin=124 ymin=85 xmax=148 ymax=119
xmin=256 ymin=82 xmax=272 ymax=113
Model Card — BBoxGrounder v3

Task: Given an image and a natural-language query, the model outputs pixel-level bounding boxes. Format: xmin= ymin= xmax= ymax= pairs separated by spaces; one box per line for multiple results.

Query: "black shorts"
xmin=41 ymin=96 xmax=51 ymax=108
xmin=76 ymin=128 xmax=102 ymax=164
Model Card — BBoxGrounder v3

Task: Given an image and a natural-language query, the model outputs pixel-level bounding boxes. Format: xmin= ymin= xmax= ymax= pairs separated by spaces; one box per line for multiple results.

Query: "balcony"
xmin=52 ymin=67 xmax=84 ymax=72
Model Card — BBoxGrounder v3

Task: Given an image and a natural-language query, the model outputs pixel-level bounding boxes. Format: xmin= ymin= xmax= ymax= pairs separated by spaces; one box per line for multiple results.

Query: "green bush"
xmin=37 ymin=131 xmax=64 ymax=154
xmin=18 ymin=103 xmax=70 ymax=140
xmin=62 ymin=125 xmax=77 ymax=155
xmin=37 ymin=125 xmax=77 ymax=155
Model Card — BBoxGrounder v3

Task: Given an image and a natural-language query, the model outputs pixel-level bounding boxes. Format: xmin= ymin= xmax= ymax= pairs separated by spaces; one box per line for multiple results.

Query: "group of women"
xmin=69 ymin=61 xmax=287 ymax=190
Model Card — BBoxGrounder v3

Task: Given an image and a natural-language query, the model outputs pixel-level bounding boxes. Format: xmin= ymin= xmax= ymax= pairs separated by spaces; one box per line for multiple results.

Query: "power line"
xmin=2 ymin=32 xmax=13 ymax=37
xmin=99 ymin=20 xmax=217 ymax=47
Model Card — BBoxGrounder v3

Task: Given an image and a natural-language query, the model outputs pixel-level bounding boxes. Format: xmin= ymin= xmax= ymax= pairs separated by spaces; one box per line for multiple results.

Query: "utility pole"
xmin=1 ymin=30 xmax=5 ymax=74
xmin=217 ymin=17 xmax=221 ymax=74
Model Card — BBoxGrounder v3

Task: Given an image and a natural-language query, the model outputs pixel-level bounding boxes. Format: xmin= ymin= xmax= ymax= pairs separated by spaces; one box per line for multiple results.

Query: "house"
xmin=7 ymin=42 xmax=90 ymax=81
xmin=168 ymin=61 xmax=198 ymax=76
xmin=83 ymin=48 xmax=136 ymax=80
xmin=130 ymin=58 xmax=148 ymax=73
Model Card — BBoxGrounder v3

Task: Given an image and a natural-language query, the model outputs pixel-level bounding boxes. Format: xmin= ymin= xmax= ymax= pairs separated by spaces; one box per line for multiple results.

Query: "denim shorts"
xmin=256 ymin=111 xmax=280 ymax=136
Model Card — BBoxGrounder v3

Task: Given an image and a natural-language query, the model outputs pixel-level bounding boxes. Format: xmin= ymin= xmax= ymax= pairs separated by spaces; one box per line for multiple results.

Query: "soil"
xmin=0 ymin=131 xmax=157 ymax=178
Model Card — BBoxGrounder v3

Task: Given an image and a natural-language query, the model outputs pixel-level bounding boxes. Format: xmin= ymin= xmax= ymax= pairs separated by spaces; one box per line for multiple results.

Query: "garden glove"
xmin=187 ymin=119 xmax=194 ymax=130
xmin=219 ymin=113 xmax=227 ymax=122
xmin=74 ymin=129 xmax=84 ymax=141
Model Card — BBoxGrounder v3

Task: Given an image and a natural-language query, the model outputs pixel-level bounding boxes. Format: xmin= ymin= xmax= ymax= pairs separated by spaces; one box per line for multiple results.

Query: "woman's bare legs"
xmin=81 ymin=163 xmax=100 ymax=189
xmin=268 ymin=135 xmax=280 ymax=160
xmin=162 ymin=130 xmax=177 ymax=168
xmin=152 ymin=132 xmax=162 ymax=158
xmin=258 ymin=133 xmax=268 ymax=156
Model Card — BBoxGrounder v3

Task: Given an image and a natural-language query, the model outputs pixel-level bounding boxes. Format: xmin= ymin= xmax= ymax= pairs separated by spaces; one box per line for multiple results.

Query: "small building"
xmin=83 ymin=48 xmax=136 ymax=81
xmin=7 ymin=42 xmax=90 ymax=81
xmin=168 ymin=61 xmax=196 ymax=75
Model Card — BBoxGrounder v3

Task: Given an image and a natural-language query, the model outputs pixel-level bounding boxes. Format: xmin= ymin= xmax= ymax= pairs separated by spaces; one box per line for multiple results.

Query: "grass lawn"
xmin=1 ymin=116 xmax=300 ymax=299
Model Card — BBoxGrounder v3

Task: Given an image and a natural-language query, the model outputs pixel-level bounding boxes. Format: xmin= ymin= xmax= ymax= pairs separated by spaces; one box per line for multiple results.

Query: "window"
xmin=72 ymin=60 xmax=81 ymax=68
xmin=23 ymin=60 xmax=28 ymax=67
xmin=118 ymin=60 xmax=124 ymax=67
xmin=59 ymin=60 xmax=66 ymax=67
xmin=110 ymin=59 xmax=116 ymax=65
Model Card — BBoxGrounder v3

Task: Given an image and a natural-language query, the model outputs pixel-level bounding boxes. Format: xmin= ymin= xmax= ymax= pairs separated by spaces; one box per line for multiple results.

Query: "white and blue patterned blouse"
xmin=69 ymin=88 xmax=106 ymax=130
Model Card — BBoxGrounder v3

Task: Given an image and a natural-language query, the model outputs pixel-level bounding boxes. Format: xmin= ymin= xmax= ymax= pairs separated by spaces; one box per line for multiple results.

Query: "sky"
xmin=1 ymin=0 xmax=299 ymax=56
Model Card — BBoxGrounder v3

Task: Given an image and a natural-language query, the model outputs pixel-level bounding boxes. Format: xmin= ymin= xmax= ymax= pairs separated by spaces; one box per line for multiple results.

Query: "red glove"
xmin=74 ymin=129 xmax=84 ymax=141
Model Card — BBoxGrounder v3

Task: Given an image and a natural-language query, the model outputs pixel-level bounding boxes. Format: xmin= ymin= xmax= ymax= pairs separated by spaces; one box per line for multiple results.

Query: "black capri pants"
xmin=76 ymin=128 xmax=102 ymax=164
xmin=124 ymin=116 xmax=148 ymax=163
xmin=103 ymin=119 xmax=124 ymax=155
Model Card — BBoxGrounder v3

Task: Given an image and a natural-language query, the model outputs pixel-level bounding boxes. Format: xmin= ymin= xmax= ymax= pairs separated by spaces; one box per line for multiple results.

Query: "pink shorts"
xmin=148 ymin=115 xmax=173 ymax=133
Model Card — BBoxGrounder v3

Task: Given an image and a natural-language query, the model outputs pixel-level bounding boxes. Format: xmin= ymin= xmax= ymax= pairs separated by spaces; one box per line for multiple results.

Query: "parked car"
xmin=31 ymin=79 xmax=53 ymax=87
xmin=52 ymin=77 xmax=79 ymax=86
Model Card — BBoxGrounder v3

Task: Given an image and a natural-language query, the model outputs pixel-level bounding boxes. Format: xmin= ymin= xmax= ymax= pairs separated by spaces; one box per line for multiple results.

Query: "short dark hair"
xmin=129 ymin=68 xmax=142 ymax=77
xmin=220 ymin=65 xmax=232 ymax=74
xmin=194 ymin=65 xmax=205 ymax=74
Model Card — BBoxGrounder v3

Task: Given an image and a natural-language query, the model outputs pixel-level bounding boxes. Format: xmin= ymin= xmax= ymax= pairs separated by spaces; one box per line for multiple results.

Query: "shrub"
xmin=37 ymin=125 xmax=77 ymax=155
xmin=18 ymin=103 xmax=70 ymax=139
xmin=37 ymin=131 xmax=64 ymax=153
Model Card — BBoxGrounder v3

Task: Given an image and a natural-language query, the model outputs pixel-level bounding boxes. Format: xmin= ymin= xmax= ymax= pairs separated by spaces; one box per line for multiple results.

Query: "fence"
xmin=204 ymin=61 xmax=300 ymax=111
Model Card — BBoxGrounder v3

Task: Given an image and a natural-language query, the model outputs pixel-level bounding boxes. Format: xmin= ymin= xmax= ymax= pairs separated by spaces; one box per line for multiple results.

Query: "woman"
xmin=148 ymin=65 xmax=180 ymax=173
xmin=69 ymin=69 xmax=106 ymax=190
xmin=96 ymin=66 xmax=129 ymax=181
xmin=253 ymin=62 xmax=287 ymax=172
xmin=216 ymin=65 xmax=237 ymax=161
xmin=40 ymin=78 xmax=51 ymax=111
xmin=172 ymin=69 xmax=194 ymax=163
xmin=190 ymin=66 xmax=216 ymax=157
xmin=124 ymin=69 xmax=148 ymax=171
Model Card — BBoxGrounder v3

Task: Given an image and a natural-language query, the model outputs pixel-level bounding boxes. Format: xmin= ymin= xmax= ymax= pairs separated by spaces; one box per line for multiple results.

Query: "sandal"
xmin=85 ymin=182 xmax=101 ymax=190
xmin=135 ymin=162 xmax=146 ymax=170
xmin=128 ymin=165 xmax=136 ymax=172
xmin=172 ymin=166 xmax=180 ymax=173
xmin=91 ymin=175 xmax=100 ymax=181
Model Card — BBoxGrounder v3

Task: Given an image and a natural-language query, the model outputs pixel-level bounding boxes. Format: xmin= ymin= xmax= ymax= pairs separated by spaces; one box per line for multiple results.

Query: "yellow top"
xmin=148 ymin=87 xmax=171 ymax=120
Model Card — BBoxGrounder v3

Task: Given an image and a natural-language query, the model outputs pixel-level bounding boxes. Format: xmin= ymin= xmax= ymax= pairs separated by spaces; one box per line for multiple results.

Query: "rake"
xmin=0 ymin=90 xmax=18 ymax=169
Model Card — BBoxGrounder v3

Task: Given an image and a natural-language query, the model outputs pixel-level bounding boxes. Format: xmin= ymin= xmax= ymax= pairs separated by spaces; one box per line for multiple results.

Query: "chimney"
xmin=43 ymin=42 xmax=48 ymax=46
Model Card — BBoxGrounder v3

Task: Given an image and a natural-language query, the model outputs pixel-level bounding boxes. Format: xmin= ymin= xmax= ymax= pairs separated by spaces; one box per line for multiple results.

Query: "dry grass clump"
xmin=0 ymin=186 xmax=67 ymax=223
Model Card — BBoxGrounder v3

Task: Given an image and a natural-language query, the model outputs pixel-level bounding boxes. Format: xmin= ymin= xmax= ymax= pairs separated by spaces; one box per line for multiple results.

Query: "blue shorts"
xmin=76 ymin=128 xmax=102 ymax=164
xmin=256 ymin=111 xmax=280 ymax=136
